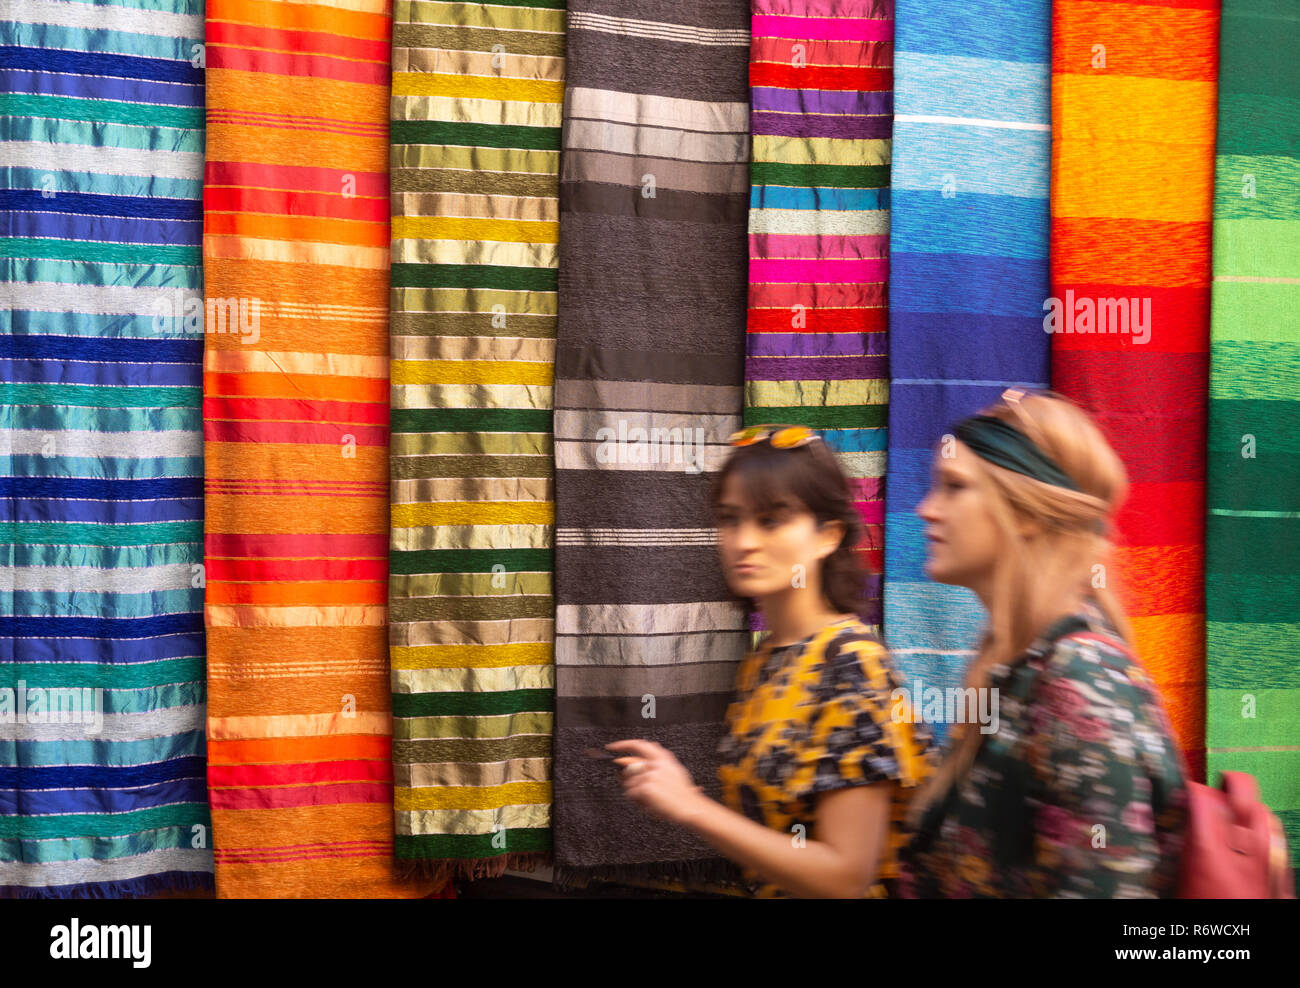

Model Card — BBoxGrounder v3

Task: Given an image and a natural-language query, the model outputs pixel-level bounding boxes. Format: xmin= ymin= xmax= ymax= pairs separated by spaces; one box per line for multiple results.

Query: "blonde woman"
xmin=898 ymin=389 xmax=1189 ymax=898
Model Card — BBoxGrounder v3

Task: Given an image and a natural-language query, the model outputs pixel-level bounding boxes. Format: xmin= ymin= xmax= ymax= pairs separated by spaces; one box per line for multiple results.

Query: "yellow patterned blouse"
xmin=716 ymin=616 xmax=932 ymax=898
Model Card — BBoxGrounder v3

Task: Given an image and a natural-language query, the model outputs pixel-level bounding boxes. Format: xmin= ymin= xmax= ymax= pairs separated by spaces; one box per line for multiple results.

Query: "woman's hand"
xmin=606 ymin=739 xmax=707 ymax=826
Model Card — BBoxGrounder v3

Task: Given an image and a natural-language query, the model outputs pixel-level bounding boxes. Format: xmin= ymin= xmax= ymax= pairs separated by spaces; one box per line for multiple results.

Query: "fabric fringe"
xmin=0 ymin=870 xmax=214 ymax=900
xmin=551 ymin=857 xmax=747 ymax=895
xmin=396 ymin=850 xmax=553 ymax=887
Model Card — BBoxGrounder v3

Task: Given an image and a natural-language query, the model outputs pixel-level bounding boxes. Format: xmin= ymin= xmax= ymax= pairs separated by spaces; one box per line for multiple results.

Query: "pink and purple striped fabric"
xmin=744 ymin=0 xmax=894 ymax=628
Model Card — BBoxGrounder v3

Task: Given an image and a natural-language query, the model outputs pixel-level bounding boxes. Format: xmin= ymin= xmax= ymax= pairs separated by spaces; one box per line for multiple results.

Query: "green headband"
xmin=952 ymin=415 xmax=1082 ymax=493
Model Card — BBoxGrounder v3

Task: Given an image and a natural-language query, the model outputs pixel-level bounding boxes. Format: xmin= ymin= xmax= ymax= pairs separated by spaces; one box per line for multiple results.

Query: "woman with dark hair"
xmin=606 ymin=425 xmax=932 ymax=898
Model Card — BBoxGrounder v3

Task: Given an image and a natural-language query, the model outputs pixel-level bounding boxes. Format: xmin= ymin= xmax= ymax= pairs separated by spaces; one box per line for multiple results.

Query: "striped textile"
xmin=744 ymin=0 xmax=893 ymax=630
xmin=1050 ymin=0 xmax=1219 ymax=783
xmin=1206 ymin=0 xmax=1300 ymax=864
xmin=387 ymin=0 xmax=564 ymax=879
xmin=203 ymin=0 xmax=438 ymax=897
xmin=0 ymin=0 xmax=212 ymax=898
xmin=882 ymin=0 xmax=1052 ymax=738
xmin=552 ymin=0 xmax=751 ymax=884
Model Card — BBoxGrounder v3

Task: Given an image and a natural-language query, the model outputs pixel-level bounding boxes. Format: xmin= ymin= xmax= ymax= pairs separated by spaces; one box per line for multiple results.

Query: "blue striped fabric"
xmin=0 ymin=0 xmax=212 ymax=896
xmin=883 ymin=0 xmax=1052 ymax=739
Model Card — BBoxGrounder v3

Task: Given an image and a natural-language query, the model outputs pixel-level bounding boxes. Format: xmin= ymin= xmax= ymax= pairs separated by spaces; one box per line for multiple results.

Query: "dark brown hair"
xmin=710 ymin=437 xmax=872 ymax=619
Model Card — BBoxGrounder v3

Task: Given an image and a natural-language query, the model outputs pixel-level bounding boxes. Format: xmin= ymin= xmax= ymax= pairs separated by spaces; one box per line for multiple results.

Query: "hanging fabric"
xmin=551 ymin=0 xmax=751 ymax=886
xmin=744 ymin=0 xmax=893 ymax=632
xmin=0 ymin=0 xmax=212 ymax=897
xmin=202 ymin=0 xmax=439 ymax=897
xmin=1206 ymin=0 xmax=1299 ymax=864
xmin=883 ymin=0 xmax=1052 ymax=737
xmin=387 ymin=0 xmax=565 ymax=881
xmin=1050 ymin=0 xmax=1219 ymax=782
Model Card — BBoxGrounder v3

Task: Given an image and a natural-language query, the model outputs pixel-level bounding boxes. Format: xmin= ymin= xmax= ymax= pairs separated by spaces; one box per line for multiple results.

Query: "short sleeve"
xmin=786 ymin=635 xmax=920 ymax=804
xmin=1023 ymin=638 xmax=1183 ymax=898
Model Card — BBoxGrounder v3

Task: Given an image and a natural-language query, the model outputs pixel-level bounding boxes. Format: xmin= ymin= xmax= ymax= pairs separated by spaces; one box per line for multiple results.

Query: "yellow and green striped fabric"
xmin=388 ymin=0 xmax=564 ymax=878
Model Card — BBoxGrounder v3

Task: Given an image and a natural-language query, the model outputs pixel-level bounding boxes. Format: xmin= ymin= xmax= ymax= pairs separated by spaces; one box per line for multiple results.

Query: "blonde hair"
xmin=905 ymin=390 xmax=1133 ymax=825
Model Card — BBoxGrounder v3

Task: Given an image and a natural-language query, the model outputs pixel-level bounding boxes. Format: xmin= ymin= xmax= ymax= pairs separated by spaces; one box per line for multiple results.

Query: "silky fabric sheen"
xmin=744 ymin=0 xmax=894 ymax=633
xmin=202 ymin=0 xmax=441 ymax=898
xmin=387 ymin=0 xmax=564 ymax=878
xmin=0 ymin=0 xmax=212 ymax=898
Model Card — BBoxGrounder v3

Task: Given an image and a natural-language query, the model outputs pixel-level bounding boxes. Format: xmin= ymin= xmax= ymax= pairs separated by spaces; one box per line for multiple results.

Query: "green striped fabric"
xmin=1206 ymin=0 xmax=1300 ymax=867
xmin=387 ymin=0 xmax=564 ymax=877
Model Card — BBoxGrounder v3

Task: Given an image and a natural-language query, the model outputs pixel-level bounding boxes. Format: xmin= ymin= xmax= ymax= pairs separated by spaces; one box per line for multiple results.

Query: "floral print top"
xmin=716 ymin=616 xmax=933 ymax=898
xmin=898 ymin=599 xmax=1189 ymax=898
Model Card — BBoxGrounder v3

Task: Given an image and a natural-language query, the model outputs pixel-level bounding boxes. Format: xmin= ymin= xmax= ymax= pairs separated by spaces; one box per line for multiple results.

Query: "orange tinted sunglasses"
xmin=728 ymin=424 xmax=821 ymax=449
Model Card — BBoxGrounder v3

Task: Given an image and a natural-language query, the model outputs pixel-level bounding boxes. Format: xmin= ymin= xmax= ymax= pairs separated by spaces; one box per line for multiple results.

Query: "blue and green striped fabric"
xmin=0 ymin=0 xmax=213 ymax=896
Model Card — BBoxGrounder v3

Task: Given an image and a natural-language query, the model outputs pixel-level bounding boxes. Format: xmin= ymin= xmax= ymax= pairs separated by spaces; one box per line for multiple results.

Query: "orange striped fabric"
xmin=1050 ymin=0 xmax=1220 ymax=783
xmin=203 ymin=0 xmax=440 ymax=896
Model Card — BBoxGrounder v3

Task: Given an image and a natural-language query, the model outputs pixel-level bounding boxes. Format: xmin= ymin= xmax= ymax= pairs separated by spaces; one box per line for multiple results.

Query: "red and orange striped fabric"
xmin=1050 ymin=0 xmax=1220 ymax=783
xmin=203 ymin=0 xmax=439 ymax=896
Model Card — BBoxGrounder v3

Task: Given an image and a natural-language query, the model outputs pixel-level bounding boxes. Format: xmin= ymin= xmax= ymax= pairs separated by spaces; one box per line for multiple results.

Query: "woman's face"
xmin=915 ymin=441 xmax=1003 ymax=590
xmin=715 ymin=472 xmax=833 ymax=600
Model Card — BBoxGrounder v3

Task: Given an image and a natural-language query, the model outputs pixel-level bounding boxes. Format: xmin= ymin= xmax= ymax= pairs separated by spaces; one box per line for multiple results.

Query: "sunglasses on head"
xmin=727 ymin=424 xmax=821 ymax=449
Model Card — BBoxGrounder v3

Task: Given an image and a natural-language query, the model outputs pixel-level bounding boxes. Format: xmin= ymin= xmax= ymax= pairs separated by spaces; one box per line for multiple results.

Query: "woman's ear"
xmin=816 ymin=518 xmax=846 ymax=560
xmin=1015 ymin=514 xmax=1043 ymax=540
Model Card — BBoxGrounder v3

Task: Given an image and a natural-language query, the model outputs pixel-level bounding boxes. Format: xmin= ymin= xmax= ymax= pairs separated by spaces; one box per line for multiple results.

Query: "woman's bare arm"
xmin=678 ymin=782 xmax=894 ymax=898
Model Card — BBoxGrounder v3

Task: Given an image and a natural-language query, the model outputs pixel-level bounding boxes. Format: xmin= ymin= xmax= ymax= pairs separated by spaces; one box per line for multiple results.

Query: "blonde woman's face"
xmin=916 ymin=441 xmax=1003 ymax=589
xmin=715 ymin=472 xmax=829 ymax=599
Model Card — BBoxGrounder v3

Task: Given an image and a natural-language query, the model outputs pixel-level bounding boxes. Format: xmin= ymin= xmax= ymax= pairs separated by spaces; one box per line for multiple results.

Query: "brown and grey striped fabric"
xmin=552 ymin=0 xmax=752 ymax=884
